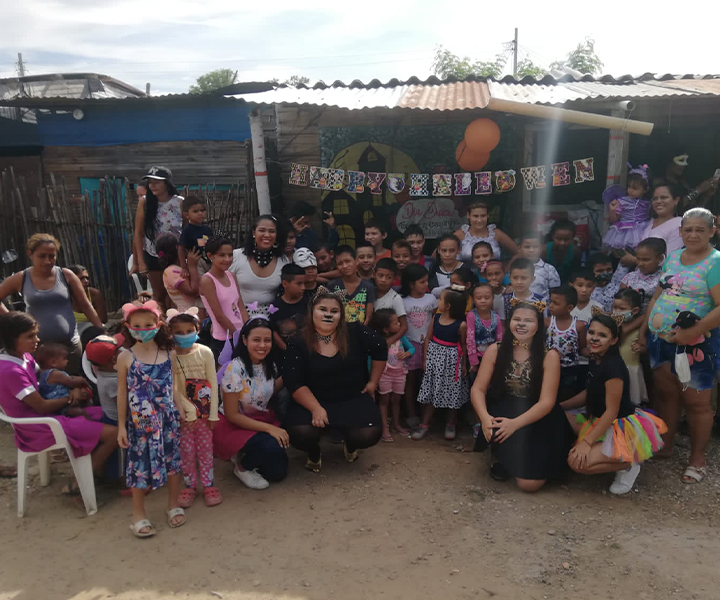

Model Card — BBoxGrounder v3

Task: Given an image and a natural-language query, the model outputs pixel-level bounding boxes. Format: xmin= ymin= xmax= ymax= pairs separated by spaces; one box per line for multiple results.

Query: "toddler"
xmin=178 ymin=196 xmax=213 ymax=277
xmin=85 ymin=334 xmax=123 ymax=425
xmin=369 ymin=308 xmax=414 ymax=442
xmin=612 ymin=289 xmax=647 ymax=406
xmin=158 ymin=234 xmax=202 ymax=315
xmin=36 ymin=343 xmax=92 ymax=418
xmin=620 ymin=237 xmax=665 ymax=315
xmin=603 ymin=164 xmax=651 ymax=252
xmin=518 ymin=232 xmax=560 ymax=301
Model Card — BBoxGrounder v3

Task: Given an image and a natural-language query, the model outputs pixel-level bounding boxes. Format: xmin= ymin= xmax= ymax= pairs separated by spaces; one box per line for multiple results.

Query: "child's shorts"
xmin=648 ymin=329 xmax=720 ymax=391
xmin=379 ymin=370 xmax=407 ymax=395
xmin=405 ymin=341 xmax=424 ymax=371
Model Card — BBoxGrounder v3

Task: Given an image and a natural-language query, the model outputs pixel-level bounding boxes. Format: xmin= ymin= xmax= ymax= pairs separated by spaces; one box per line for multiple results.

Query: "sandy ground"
xmin=1 ymin=421 xmax=719 ymax=600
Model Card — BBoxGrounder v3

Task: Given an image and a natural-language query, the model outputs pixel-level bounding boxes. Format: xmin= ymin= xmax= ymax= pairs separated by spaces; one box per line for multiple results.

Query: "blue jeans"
xmin=241 ymin=432 xmax=288 ymax=482
xmin=648 ymin=329 xmax=720 ymax=391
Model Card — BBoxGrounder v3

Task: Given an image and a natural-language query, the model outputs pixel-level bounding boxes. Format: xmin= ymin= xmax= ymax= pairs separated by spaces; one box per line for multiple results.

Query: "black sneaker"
xmin=490 ymin=462 xmax=510 ymax=481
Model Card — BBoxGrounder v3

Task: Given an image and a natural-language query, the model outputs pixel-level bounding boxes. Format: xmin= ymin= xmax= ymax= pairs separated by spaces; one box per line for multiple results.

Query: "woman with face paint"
xmin=471 ymin=301 xmax=573 ymax=492
xmin=638 ymin=207 xmax=720 ymax=484
xmin=283 ymin=288 xmax=388 ymax=472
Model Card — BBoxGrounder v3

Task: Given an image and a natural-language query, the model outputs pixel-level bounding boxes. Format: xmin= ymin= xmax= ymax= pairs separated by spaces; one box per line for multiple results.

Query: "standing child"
xmin=404 ymin=224 xmax=434 ymax=271
xmin=374 ymin=258 xmax=409 ymax=344
xmin=545 ymin=285 xmax=587 ymax=403
xmin=449 ymin=266 xmax=477 ymax=314
xmin=602 ymin=164 xmax=652 ymax=253
xmin=518 ymin=232 xmax=560 ymax=301
xmin=612 ymin=289 xmax=647 ymax=405
xmin=620 ymin=237 xmax=665 ymax=315
xmin=569 ymin=268 xmax=602 ymax=390
xmin=466 ymin=282 xmax=503 ymax=377
xmin=328 ymin=246 xmax=375 ymax=325
xmin=293 ymin=247 xmax=320 ymax=296
xmin=116 ymin=301 xmax=184 ymax=538
xmin=365 ymin=219 xmax=390 ymax=261
xmin=401 ymin=264 xmax=438 ymax=429
xmin=485 ymin=260 xmax=512 ymax=320
xmin=158 ymin=234 xmax=203 ymax=315
xmin=454 ymin=201 xmax=519 ymax=261
xmin=269 ymin=263 xmax=309 ymax=350
xmin=391 ymin=240 xmax=412 ymax=274
xmin=589 ymin=254 xmax=626 ymax=312
xmin=429 ymin=234 xmax=465 ymax=298
xmin=199 ymin=237 xmax=250 ymax=361
xmin=503 ymin=258 xmax=545 ymax=317
xmin=369 ymin=308 xmax=414 ymax=442
xmin=168 ymin=308 xmax=222 ymax=509
xmin=178 ymin=196 xmax=213 ymax=277
xmin=412 ymin=287 xmax=469 ymax=441
xmin=470 ymin=241 xmax=494 ymax=280
xmin=544 ymin=219 xmax=580 ymax=284
xmin=36 ymin=343 xmax=92 ymax=418
xmin=355 ymin=243 xmax=376 ymax=280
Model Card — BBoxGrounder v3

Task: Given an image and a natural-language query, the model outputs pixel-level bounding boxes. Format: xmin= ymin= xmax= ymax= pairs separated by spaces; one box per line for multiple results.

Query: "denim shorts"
xmin=648 ymin=328 xmax=720 ymax=391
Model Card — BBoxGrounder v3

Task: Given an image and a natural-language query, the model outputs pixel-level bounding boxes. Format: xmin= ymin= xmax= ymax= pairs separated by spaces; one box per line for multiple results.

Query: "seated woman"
xmin=471 ymin=301 xmax=573 ymax=492
xmin=283 ymin=287 xmax=387 ymax=472
xmin=213 ymin=317 xmax=288 ymax=490
xmin=0 ymin=312 xmax=117 ymax=495
xmin=68 ymin=265 xmax=108 ymax=335
xmin=567 ymin=314 xmax=667 ymax=494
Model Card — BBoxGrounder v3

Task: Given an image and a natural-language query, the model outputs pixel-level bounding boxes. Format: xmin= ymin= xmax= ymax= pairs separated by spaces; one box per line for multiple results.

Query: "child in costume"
xmin=602 ymin=164 xmax=652 ymax=252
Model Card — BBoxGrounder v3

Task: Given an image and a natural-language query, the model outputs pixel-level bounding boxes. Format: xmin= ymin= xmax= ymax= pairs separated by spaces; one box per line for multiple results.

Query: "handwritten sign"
xmin=395 ymin=198 xmax=462 ymax=239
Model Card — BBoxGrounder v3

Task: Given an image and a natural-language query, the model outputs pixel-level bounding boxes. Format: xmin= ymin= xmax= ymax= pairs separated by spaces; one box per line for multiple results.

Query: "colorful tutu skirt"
xmin=575 ymin=409 xmax=667 ymax=463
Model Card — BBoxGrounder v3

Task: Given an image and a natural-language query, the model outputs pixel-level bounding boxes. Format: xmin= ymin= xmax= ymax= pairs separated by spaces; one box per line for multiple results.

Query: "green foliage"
xmin=516 ymin=58 xmax=546 ymax=79
xmin=189 ymin=69 xmax=238 ymax=94
xmin=284 ymin=75 xmax=311 ymax=86
xmin=551 ymin=38 xmax=604 ymax=75
xmin=432 ymin=46 xmax=506 ymax=79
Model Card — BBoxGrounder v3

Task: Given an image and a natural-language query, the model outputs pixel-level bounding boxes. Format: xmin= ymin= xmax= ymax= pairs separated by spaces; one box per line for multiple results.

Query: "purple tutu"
xmin=602 ymin=196 xmax=651 ymax=250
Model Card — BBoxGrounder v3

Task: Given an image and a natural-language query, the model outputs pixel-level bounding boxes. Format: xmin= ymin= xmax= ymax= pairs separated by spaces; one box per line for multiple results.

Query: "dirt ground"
xmin=1 ymin=421 xmax=719 ymax=600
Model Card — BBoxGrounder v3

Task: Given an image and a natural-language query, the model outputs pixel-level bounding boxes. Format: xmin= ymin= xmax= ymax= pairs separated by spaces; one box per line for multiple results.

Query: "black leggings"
xmin=288 ymin=424 xmax=382 ymax=461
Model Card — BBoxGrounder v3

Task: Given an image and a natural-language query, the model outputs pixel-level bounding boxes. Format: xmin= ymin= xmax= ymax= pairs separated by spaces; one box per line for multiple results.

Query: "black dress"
xmin=283 ymin=323 xmax=388 ymax=429
xmin=474 ymin=357 xmax=573 ymax=480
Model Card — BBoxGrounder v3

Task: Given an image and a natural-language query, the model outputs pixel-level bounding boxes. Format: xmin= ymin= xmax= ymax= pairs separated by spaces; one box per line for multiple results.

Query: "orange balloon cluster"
xmin=455 ymin=118 xmax=501 ymax=171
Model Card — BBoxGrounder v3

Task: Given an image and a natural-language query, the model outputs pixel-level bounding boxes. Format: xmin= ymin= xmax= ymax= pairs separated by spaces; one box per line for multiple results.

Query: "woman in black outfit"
xmin=283 ymin=287 xmax=387 ymax=472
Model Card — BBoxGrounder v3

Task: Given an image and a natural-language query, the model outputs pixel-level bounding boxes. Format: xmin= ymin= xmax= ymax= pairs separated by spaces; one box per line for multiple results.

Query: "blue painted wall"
xmin=1 ymin=102 xmax=252 ymax=147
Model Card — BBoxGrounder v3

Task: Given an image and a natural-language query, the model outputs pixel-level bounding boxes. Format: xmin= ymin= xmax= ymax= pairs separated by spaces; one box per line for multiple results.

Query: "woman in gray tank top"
xmin=0 ymin=234 xmax=103 ymax=373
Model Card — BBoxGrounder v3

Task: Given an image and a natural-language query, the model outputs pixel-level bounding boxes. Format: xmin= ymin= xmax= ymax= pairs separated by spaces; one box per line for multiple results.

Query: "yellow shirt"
xmin=172 ymin=344 xmax=219 ymax=422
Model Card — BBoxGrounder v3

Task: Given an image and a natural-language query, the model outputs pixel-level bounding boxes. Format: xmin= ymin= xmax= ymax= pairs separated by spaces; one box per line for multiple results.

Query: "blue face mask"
xmin=128 ymin=326 xmax=160 ymax=344
xmin=174 ymin=332 xmax=198 ymax=349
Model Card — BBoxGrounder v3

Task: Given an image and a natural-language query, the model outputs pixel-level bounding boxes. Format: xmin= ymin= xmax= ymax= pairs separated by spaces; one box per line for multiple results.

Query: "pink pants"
xmin=179 ymin=420 xmax=214 ymax=489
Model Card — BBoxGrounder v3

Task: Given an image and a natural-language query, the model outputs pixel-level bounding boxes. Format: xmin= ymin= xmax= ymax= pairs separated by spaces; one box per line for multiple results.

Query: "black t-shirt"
xmin=179 ymin=224 xmax=214 ymax=258
xmin=270 ymin=295 xmax=309 ymax=329
xmin=586 ymin=353 xmax=634 ymax=419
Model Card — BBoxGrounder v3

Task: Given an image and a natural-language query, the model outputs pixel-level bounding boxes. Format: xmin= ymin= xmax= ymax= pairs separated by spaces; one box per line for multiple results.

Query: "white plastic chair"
xmin=127 ymin=255 xmax=153 ymax=297
xmin=0 ymin=406 xmax=97 ymax=517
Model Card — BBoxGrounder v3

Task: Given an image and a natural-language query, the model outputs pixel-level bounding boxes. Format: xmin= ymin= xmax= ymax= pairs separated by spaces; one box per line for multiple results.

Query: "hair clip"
xmin=591 ymin=305 xmax=625 ymax=327
xmin=450 ymin=284 xmax=467 ymax=293
xmin=510 ymin=297 xmax=547 ymax=313
xmin=166 ymin=307 xmax=200 ymax=322
xmin=312 ymin=285 xmax=347 ymax=303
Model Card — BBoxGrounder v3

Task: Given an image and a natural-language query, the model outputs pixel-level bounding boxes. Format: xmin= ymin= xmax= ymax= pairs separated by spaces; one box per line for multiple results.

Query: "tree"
xmin=551 ymin=38 xmax=603 ymax=75
xmin=516 ymin=58 xmax=546 ymax=79
xmin=432 ymin=46 xmax=506 ymax=79
xmin=189 ymin=68 xmax=238 ymax=94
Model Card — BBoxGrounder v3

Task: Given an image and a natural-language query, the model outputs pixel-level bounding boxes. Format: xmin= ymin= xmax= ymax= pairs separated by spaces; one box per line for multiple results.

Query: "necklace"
xmin=315 ymin=332 xmax=333 ymax=345
xmin=253 ymin=245 xmax=274 ymax=268
xmin=513 ymin=339 xmax=530 ymax=349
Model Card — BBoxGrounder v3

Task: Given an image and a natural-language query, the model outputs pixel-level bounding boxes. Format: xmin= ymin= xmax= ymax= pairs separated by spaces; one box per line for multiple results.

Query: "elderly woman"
xmin=0 ymin=234 xmax=102 ymax=374
xmin=638 ymin=208 xmax=720 ymax=484
xmin=283 ymin=287 xmax=387 ymax=472
xmin=229 ymin=214 xmax=289 ymax=317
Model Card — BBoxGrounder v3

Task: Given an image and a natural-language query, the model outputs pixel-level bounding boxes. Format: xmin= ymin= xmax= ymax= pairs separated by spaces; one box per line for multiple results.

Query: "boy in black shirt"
xmin=178 ymin=196 xmax=214 ymax=277
xmin=270 ymin=263 xmax=309 ymax=350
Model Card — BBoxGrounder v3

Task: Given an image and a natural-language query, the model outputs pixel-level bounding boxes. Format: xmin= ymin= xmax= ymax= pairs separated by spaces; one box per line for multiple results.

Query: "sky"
xmin=2 ymin=0 xmax=718 ymax=96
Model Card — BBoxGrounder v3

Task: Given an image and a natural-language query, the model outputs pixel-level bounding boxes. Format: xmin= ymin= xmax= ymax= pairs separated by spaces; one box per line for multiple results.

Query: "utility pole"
xmin=512 ymin=28 xmax=518 ymax=77
xmin=17 ymin=52 xmax=26 ymax=77
xmin=15 ymin=52 xmax=26 ymax=121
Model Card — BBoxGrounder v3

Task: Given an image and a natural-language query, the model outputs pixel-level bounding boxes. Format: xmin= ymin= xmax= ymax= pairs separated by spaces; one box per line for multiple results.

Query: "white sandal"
xmin=167 ymin=507 xmax=186 ymax=528
xmin=130 ymin=519 xmax=156 ymax=538
xmin=682 ymin=465 xmax=707 ymax=484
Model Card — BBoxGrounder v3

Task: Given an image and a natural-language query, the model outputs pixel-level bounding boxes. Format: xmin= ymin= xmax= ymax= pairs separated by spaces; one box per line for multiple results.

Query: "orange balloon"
xmin=464 ymin=118 xmax=501 ymax=152
xmin=455 ymin=140 xmax=490 ymax=171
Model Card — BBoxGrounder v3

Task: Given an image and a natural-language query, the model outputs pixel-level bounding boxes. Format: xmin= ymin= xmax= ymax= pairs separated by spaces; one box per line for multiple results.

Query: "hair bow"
xmin=510 ymin=297 xmax=547 ymax=314
xmin=478 ymin=261 xmax=488 ymax=274
xmin=311 ymin=285 xmax=347 ymax=303
xmin=122 ymin=299 xmax=161 ymax=320
xmin=450 ymin=284 xmax=467 ymax=293
xmin=591 ymin=305 xmax=625 ymax=327
xmin=166 ymin=307 xmax=200 ymax=322
xmin=246 ymin=301 xmax=259 ymax=312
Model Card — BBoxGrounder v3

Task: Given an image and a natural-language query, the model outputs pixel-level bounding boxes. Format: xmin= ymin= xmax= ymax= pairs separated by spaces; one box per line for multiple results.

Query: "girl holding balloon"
xmin=453 ymin=119 xmax=519 ymax=261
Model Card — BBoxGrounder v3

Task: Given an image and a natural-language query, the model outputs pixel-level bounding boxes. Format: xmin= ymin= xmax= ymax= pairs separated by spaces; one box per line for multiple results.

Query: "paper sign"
xmin=395 ymin=198 xmax=462 ymax=239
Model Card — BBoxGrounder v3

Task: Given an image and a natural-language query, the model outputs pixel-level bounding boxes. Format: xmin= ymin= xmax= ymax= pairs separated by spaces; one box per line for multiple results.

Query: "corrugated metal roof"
xmin=0 ymin=73 xmax=145 ymax=101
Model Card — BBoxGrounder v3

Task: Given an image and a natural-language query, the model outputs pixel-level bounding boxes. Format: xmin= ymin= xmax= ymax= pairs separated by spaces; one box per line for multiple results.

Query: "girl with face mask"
xmin=611 ymin=289 xmax=646 ymax=406
xmin=117 ymin=300 xmax=185 ymax=538
xmin=168 ymin=308 xmax=222 ymax=509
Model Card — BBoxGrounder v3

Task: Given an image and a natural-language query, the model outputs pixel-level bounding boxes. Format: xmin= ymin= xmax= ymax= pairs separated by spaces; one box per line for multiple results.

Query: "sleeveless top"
xmin=470 ymin=309 xmax=499 ymax=351
xmin=460 ymin=223 xmax=501 ymax=261
xmin=229 ymin=250 xmax=288 ymax=315
xmin=432 ymin=314 xmax=463 ymax=344
xmin=22 ymin=267 xmax=78 ymax=344
xmin=545 ymin=316 xmax=579 ymax=367
xmin=143 ymin=195 xmax=183 ymax=257
xmin=504 ymin=357 xmax=532 ymax=399
xmin=73 ymin=287 xmax=92 ymax=323
xmin=200 ymin=272 xmax=245 ymax=341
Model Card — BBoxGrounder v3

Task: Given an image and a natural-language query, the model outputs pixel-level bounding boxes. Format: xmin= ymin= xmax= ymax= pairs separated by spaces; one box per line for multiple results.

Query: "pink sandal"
xmin=177 ymin=487 xmax=196 ymax=508
xmin=204 ymin=486 xmax=223 ymax=507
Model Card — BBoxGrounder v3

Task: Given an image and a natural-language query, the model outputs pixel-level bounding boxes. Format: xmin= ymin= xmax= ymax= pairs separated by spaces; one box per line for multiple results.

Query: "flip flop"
xmin=682 ymin=465 xmax=707 ymax=484
xmin=130 ymin=519 xmax=156 ymax=538
xmin=167 ymin=507 xmax=186 ymax=528
xmin=0 ymin=465 xmax=17 ymax=478
xmin=381 ymin=433 xmax=394 ymax=443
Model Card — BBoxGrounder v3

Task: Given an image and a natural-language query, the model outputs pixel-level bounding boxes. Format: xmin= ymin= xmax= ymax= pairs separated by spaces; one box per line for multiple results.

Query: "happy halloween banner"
xmin=288 ymin=158 xmax=595 ymax=196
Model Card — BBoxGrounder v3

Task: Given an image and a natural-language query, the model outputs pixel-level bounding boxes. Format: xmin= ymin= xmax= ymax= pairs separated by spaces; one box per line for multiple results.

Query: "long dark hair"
xmin=144 ymin=179 xmax=179 ymax=241
xmin=155 ymin=234 xmax=179 ymax=269
xmin=400 ymin=263 xmax=428 ymax=297
xmin=489 ymin=303 xmax=546 ymax=401
xmin=232 ymin=317 xmax=278 ymax=380
xmin=303 ymin=290 xmax=349 ymax=357
xmin=588 ymin=315 xmax=621 ymax=358
xmin=0 ymin=311 xmax=36 ymax=353
xmin=242 ymin=214 xmax=288 ymax=259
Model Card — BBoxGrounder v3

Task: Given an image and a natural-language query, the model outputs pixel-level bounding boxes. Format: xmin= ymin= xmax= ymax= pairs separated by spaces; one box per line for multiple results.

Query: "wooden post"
xmin=605 ymin=109 xmax=630 ymax=234
xmin=249 ymin=110 xmax=271 ymax=215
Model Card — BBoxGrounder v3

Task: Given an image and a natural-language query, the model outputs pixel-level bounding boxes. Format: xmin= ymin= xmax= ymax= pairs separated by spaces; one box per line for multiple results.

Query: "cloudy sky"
xmin=2 ymin=1 xmax=718 ymax=95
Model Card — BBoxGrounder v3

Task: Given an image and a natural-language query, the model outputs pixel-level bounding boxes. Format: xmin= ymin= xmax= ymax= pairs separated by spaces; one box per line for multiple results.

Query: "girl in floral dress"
xmin=117 ymin=300 xmax=184 ymax=538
